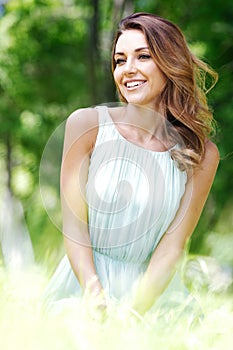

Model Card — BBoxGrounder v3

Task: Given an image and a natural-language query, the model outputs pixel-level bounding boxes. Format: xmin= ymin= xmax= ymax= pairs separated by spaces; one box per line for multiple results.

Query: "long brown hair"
xmin=111 ymin=12 xmax=218 ymax=169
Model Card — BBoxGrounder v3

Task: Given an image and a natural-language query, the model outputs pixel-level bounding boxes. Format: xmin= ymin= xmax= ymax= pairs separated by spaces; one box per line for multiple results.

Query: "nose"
xmin=124 ymin=58 xmax=137 ymax=74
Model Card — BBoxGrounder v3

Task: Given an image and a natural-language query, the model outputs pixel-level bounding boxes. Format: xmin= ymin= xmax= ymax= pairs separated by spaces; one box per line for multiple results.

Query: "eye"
xmin=138 ymin=54 xmax=151 ymax=60
xmin=115 ymin=58 xmax=126 ymax=65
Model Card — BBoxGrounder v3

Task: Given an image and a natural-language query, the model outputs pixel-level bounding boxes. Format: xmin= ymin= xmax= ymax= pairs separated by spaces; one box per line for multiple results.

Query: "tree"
xmin=0 ymin=0 xmax=232 ymax=264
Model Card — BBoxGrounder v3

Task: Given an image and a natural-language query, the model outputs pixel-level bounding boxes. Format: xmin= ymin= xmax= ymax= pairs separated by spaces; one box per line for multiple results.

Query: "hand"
xmin=83 ymin=290 xmax=108 ymax=322
xmin=83 ymin=276 xmax=108 ymax=322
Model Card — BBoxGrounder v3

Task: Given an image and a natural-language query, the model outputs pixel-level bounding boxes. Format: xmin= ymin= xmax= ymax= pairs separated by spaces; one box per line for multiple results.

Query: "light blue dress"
xmin=44 ymin=106 xmax=191 ymax=312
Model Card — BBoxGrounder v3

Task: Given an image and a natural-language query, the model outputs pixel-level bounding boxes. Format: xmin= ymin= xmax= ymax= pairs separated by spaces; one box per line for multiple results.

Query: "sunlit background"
xmin=0 ymin=0 xmax=232 ymax=349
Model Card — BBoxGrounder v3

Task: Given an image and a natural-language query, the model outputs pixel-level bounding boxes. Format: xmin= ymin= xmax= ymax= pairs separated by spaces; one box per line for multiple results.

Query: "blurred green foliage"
xmin=0 ymin=0 xmax=232 ymax=268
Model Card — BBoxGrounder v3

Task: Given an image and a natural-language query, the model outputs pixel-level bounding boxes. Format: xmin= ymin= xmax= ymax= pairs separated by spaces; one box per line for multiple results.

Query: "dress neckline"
xmin=102 ymin=106 xmax=177 ymax=155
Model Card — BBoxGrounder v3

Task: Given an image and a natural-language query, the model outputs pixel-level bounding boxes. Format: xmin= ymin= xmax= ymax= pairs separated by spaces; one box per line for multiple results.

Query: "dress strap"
xmin=95 ymin=105 xmax=110 ymax=126
xmin=93 ymin=106 xmax=118 ymax=147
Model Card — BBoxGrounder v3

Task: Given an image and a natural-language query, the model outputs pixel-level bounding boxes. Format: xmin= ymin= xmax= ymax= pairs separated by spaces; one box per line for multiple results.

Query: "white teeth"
xmin=126 ymin=81 xmax=145 ymax=88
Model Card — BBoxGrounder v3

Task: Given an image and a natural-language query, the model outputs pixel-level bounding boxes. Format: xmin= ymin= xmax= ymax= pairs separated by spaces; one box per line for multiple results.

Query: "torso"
xmin=86 ymin=106 xmax=187 ymax=263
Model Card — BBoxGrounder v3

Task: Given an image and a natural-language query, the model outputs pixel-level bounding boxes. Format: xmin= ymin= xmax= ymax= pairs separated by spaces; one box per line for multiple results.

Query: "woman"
xmin=44 ymin=13 xmax=219 ymax=318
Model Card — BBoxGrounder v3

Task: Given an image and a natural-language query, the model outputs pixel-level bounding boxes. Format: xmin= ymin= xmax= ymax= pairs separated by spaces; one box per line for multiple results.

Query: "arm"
xmin=60 ymin=108 xmax=103 ymax=297
xmin=131 ymin=141 xmax=220 ymax=315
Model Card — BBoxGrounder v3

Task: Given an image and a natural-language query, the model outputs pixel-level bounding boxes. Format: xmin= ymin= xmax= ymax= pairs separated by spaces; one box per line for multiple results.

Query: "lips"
xmin=124 ymin=80 xmax=147 ymax=89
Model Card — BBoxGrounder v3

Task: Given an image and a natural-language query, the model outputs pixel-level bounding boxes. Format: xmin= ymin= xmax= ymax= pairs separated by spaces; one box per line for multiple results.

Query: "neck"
xmin=122 ymin=103 xmax=166 ymax=140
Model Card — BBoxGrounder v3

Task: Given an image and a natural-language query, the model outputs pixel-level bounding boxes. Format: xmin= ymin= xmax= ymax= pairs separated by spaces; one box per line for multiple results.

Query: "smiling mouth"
xmin=125 ymin=80 xmax=147 ymax=89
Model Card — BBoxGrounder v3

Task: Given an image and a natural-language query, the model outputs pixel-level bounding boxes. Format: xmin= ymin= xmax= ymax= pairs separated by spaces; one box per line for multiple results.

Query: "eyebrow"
xmin=114 ymin=47 xmax=149 ymax=56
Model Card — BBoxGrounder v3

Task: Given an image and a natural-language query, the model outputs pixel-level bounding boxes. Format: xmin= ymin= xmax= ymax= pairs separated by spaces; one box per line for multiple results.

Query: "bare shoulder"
xmin=205 ymin=140 xmax=219 ymax=157
xmin=64 ymin=107 xmax=99 ymax=153
xmin=190 ymin=140 xmax=219 ymax=186
xmin=66 ymin=107 xmax=99 ymax=133
xmin=202 ymin=140 xmax=220 ymax=169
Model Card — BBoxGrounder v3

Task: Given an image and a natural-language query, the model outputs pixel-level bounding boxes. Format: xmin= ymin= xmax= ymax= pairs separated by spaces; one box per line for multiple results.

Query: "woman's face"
xmin=113 ymin=29 xmax=167 ymax=110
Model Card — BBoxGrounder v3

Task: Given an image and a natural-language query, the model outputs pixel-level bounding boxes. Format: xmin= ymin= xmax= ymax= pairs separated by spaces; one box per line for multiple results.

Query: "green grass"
xmin=0 ymin=262 xmax=232 ymax=350
xmin=1 ymin=201 xmax=232 ymax=349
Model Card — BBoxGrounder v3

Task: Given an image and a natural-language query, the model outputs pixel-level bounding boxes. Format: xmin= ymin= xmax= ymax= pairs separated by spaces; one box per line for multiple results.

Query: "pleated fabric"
xmin=44 ymin=106 xmax=189 ymax=307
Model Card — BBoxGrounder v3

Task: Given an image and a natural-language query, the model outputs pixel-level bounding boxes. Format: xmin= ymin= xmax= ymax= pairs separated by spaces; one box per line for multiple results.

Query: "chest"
xmin=86 ymin=139 xmax=186 ymax=218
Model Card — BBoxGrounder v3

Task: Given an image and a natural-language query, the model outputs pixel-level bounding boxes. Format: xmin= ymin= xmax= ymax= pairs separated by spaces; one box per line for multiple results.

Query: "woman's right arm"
xmin=60 ymin=108 xmax=103 ymax=297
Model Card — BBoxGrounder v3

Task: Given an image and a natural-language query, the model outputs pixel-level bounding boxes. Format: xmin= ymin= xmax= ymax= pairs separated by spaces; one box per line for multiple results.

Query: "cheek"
xmin=113 ymin=69 xmax=120 ymax=85
xmin=113 ymin=70 xmax=127 ymax=101
xmin=152 ymin=68 xmax=167 ymax=88
xmin=113 ymin=71 xmax=124 ymax=94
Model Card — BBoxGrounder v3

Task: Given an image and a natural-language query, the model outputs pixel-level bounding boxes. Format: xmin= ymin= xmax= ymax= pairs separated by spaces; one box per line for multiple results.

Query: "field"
xmin=0 ymin=258 xmax=232 ymax=350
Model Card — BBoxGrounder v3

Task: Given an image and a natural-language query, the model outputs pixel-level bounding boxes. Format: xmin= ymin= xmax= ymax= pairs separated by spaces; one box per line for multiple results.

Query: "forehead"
xmin=115 ymin=29 xmax=148 ymax=52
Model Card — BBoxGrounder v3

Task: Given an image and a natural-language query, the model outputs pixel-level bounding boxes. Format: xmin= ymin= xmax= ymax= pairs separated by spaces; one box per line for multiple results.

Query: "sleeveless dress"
xmin=44 ymin=106 xmax=192 ymax=313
